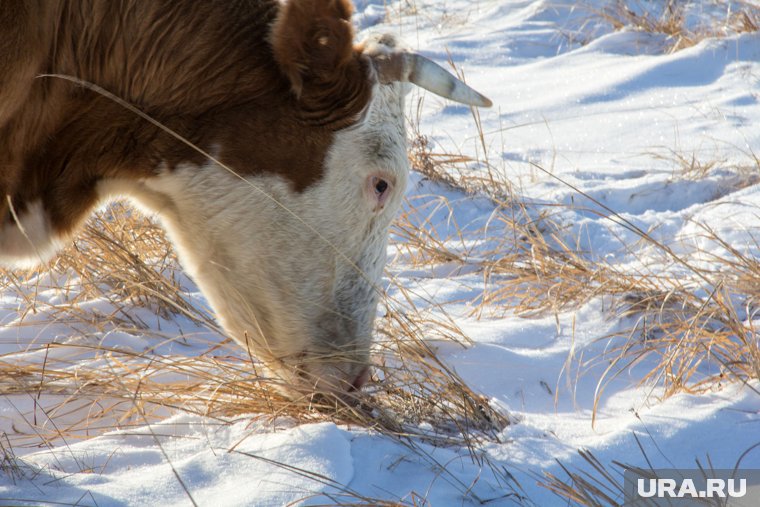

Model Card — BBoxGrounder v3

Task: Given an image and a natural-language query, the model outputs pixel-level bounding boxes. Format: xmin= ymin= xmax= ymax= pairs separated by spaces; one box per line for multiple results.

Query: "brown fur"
xmin=0 ymin=0 xmax=372 ymax=235
xmin=270 ymin=0 xmax=370 ymax=127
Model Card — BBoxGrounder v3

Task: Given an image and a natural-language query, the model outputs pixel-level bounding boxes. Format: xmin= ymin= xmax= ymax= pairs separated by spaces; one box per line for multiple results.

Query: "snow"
xmin=2 ymin=1 xmax=760 ymax=505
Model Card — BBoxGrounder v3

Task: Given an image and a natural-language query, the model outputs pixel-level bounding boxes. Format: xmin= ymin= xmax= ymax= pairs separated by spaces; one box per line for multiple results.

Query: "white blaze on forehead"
xmin=0 ymin=200 xmax=61 ymax=268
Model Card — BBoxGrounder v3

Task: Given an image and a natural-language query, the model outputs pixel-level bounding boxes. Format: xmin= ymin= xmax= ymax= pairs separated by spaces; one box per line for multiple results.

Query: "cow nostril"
xmin=350 ymin=366 xmax=370 ymax=391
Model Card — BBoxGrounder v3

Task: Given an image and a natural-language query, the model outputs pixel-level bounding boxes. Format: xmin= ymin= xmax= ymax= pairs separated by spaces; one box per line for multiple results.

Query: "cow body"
xmin=0 ymin=0 xmax=488 ymax=397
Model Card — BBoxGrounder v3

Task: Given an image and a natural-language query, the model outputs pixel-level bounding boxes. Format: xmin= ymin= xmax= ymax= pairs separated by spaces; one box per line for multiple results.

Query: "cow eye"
xmin=366 ymin=174 xmax=394 ymax=210
xmin=374 ymin=178 xmax=389 ymax=196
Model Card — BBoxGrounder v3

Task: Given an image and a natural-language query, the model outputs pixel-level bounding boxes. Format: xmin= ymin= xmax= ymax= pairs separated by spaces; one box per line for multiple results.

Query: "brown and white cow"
xmin=0 ymin=0 xmax=490 ymax=398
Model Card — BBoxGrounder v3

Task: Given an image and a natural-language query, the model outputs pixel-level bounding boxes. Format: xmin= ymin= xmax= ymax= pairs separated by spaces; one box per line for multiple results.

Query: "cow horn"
xmin=372 ymin=51 xmax=492 ymax=108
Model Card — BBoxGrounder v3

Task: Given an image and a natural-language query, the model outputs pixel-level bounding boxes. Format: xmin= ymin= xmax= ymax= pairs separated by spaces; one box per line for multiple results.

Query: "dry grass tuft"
xmin=0 ymin=433 xmax=26 ymax=484
xmin=581 ymin=0 xmax=760 ymax=53
xmin=374 ymin=300 xmax=506 ymax=447
xmin=407 ymin=98 xmax=514 ymax=205
xmin=0 ymin=321 xmax=509 ymax=449
xmin=539 ymin=439 xmax=760 ymax=506
xmin=731 ymin=7 xmax=760 ymax=33
xmin=648 ymin=146 xmax=760 ymax=185
xmin=477 ymin=204 xmax=760 ymax=409
xmin=59 ymin=204 xmax=212 ymax=326
xmin=597 ymin=0 xmax=700 ymax=52
xmin=1 ymin=203 xmax=219 ymax=336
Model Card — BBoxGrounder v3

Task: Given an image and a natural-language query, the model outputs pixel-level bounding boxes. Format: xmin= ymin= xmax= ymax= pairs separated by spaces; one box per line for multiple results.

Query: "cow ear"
xmin=270 ymin=0 xmax=356 ymax=97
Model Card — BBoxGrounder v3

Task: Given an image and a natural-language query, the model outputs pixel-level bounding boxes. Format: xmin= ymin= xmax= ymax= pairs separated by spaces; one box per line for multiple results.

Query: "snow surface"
xmin=2 ymin=1 xmax=760 ymax=505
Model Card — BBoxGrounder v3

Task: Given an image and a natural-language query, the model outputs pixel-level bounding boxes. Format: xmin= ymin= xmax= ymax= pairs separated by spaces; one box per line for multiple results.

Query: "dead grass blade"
xmin=541 ymin=450 xmax=626 ymax=506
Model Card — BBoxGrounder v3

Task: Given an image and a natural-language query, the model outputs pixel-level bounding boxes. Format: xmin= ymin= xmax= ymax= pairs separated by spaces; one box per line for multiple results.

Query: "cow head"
xmin=128 ymin=0 xmax=491 ymax=400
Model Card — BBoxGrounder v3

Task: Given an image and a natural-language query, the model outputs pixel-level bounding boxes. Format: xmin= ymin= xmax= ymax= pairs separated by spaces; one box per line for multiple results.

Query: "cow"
xmin=0 ymin=0 xmax=491 ymax=399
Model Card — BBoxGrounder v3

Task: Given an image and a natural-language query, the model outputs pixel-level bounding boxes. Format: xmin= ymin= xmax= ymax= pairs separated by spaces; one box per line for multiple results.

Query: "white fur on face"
xmin=120 ymin=76 xmax=410 ymax=395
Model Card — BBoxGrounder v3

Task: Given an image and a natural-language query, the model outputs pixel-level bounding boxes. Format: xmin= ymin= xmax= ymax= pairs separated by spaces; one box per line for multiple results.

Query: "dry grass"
xmin=0 ymin=433 xmax=26 ymax=485
xmin=407 ymin=99 xmax=514 ymax=205
xmin=404 ymin=115 xmax=760 ymax=418
xmin=0 ymin=74 xmax=758 ymax=506
xmin=1 ymin=153 xmax=756 ymax=505
xmin=733 ymin=6 xmax=760 ymax=33
xmin=397 ymin=74 xmax=760 ymax=502
xmin=0 ymin=205 xmax=508 ymax=439
xmin=0 ymin=202 xmax=516 ymax=504
xmin=541 ymin=449 xmax=627 ymax=506
xmin=484 ymin=209 xmax=760 ymax=405
xmin=539 ymin=437 xmax=760 ymax=506
xmin=1 ymin=203 xmax=219 ymax=339
xmin=579 ymin=0 xmax=760 ymax=53
xmin=650 ymin=146 xmax=760 ymax=185
xmin=385 ymin=0 xmax=481 ymax=32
